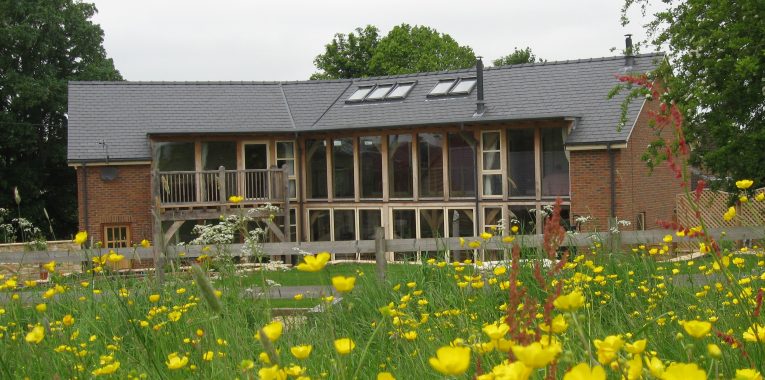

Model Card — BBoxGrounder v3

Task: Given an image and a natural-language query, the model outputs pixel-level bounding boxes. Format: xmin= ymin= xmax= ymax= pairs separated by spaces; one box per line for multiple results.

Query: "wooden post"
xmin=218 ymin=166 xmax=226 ymax=204
xmin=375 ymin=226 xmax=387 ymax=280
xmin=282 ymin=164 xmax=292 ymax=264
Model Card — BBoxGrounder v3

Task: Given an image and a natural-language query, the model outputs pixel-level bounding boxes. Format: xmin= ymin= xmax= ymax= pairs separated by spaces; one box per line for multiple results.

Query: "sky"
xmin=89 ymin=0 xmax=656 ymax=81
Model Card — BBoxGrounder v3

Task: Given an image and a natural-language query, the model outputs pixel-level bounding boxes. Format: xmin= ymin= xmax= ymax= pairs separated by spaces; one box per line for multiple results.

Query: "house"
xmin=67 ymin=51 xmax=678 ymax=253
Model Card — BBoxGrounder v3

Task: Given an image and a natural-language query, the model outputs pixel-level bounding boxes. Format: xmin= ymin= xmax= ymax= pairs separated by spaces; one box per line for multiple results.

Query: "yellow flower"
xmin=511 ymin=225 xmax=519 ymax=233
xmin=743 ymin=324 xmax=765 ymax=343
xmin=593 ymin=335 xmax=624 ymax=364
xmin=168 ymin=311 xmax=181 ymax=322
xmin=296 ymin=252 xmax=331 ymax=272
xmin=403 ymin=331 xmax=417 ymax=341
xmin=647 ymin=356 xmax=665 ymax=377
xmin=563 ymin=363 xmax=606 ymax=380
xmin=480 ymin=232 xmax=493 ymax=240
xmin=682 ymin=320 xmax=712 ymax=338
xmin=428 ymin=346 xmax=471 ymax=375
xmin=240 ymin=359 xmax=255 ymax=370
xmin=459 ymin=237 xmax=465 ymax=247
xmin=724 ymin=206 xmax=736 ymax=221
xmin=624 ymin=339 xmax=647 ymax=354
xmin=166 ymin=353 xmax=189 ymax=370
xmin=511 ymin=342 xmax=561 ymax=368
xmin=736 ymin=179 xmax=754 ymax=189
xmin=331 ymin=275 xmax=356 ymax=293
xmin=256 ymin=321 xmax=284 ymax=342
xmin=735 ymin=369 xmax=763 ymax=380
xmin=149 ymin=294 xmax=160 ymax=303
xmin=284 ymin=365 xmax=305 ymax=377
xmin=483 ymin=322 xmax=510 ymax=340
xmin=468 ymin=241 xmax=481 ymax=249
xmin=539 ymin=315 xmax=568 ymax=334
xmin=107 ymin=251 xmax=124 ymax=263
xmin=258 ymin=365 xmax=287 ymax=380
xmin=502 ymin=235 xmax=515 ymax=243
xmin=35 ymin=303 xmax=47 ymax=312
xmin=491 ymin=361 xmax=532 ymax=380
xmin=290 ymin=345 xmax=312 ymax=359
xmin=293 ymin=293 xmax=304 ymax=300
xmin=228 ymin=195 xmax=244 ymax=203
xmin=377 ymin=372 xmax=396 ymax=380
xmin=756 ymin=193 xmax=765 ymax=202
xmin=660 ymin=363 xmax=706 ymax=380
xmin=334 ymin=338 xmax=356 ymax=355
xmin=43 ymin=261 xmax=56 ymax=273
xmin=62 ymin=314 xmax=74 ymax=326
xmin=554 ymin=289 xmax=585 ymax=311
xmin=74 ymin=231 xmax=88 ymax=245
xmin=92 ymin=361 xmax=120 ymax=376
xmin=140 ymin=239 xmax=151 ymax=248
xmin=202 ymin=351 xmax=214 ymax=361
xmin=707 ymin=343 xmax=722 ymax=358
xmin=25 ymin=325 xmax=45 ymax=344
xmin=663 ymin=234 xmax=673 ymax=243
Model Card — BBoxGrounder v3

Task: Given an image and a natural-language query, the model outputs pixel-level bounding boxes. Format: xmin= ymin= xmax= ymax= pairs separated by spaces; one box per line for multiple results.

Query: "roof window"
xmin=348 ymin=86 xmax=374 ymax=102
xmin=450 ymin=78 xmax=477 ymax=94
xmin=346 ymin=82 xmax=417 ymax=102
xmin=365 ymin=84 xmax=394 ymax=100
xmin=429 ymin=79 xmax=456 ymax=96
xmin=386 ymin=82 xmax=415 ymax=99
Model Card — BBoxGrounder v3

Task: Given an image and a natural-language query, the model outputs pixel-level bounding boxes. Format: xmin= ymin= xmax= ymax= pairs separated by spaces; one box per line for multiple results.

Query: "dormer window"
xmin=429 ymin=79 xmax=456 ymax=96
xmin=365 ymin=84 xmax=394 ymax=100
xmin=450 ymin=78 xmax=477 ymax=94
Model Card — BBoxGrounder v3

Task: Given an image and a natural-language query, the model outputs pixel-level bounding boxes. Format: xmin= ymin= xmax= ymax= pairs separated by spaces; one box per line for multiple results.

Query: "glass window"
xmin=482 ymin=131 xmax=502 ymax=197
xmin=450 ymin=78 xmax=477 ymax=94
xmin=447 ymin=209 xmax=474 ymax=237
xmin=202 ymin=141 xmax=237 ymax=171
xmin=388 ymin=134 xmax=413 ymax=198
xmin=541 ymin=128 xmax=570 ymax=197
xmin=104 ymin=225 xmax=131 ymax=248
xmin=276 ymin=141 xmax=297 ymax=199
xmin=448 ymin=132 xmax=476 ymax=197
xmin=392 ymin=209 xmax=416 ymax=239
xmin=333 ymin=138 xmax=355 ymax=198
xmin=305 ymin=139 xmax=328 ymax=199
xmin=348 ymin=86 xmax=373 ymax=102
xmin=418 ymin=133 xmax=444 ymax=198
xmin=360 ymin=136 xmax=383 ymax=198
xmin=507 ymin=129 xmax=535 ymax=197
xmin=309 ymin=210 xmax=331 ymax=241
xmin=509 ymin=206 xmax=536 ymax=234
xmin=333 ymin=210 xmax=356 ymax=241
xmin=483 ymin=207 xmax=502 ymax=232
xmin=429 ymin=79 xmax=456 ymax=96
xmin=156 ymin=142 xmax=195 ymax=171
xmin=366 ymin=85 xmax=394 ymax=100
xmin=386 ymin=83 xmax=415 ymax=99
xmin=359 ymin=209 xmax=382 ymax=240
xmin=419 ymin=209 xmax=445 ymax=238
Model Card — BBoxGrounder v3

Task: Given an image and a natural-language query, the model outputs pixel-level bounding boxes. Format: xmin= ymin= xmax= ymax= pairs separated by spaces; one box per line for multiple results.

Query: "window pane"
xmin=276 ymin=159 xmax=294 ymax=176
xmin=309 ymin=210 xmax=331 ymax=241
xmin=333 ymin=138 xmax=355 ymax=198
xmin=484 ymin=208 xmax=502 ymax=232
xmin=289 ymin=209 xmax=297 ymax=242
xmin=507 ymin=129 xmax=535 ymax=197
xmin=366 ymin=85 xmax=393 ymax=100
xmin=418 ymin=133 xmax=444 ymax=198
xmin=348 ymin=86 xmax=373 ymax=101
xmin=360 ymin=136 xmax=383 ymax=198
xmin=305 ymin=139 xmax=328 ymax=199
xmin=419 ymin=209 xmax=445 ymax=238
xmin=448 ymin=133 xmax=476 ymax=197
xmin=483 ymin=132 xmax=500 ymax=151
xmin=359 ymin=210 xmax=382 ymax=240
xmin=392 ymin=210 xmax=416 ymax=239
xmin=156 ymin=142 xmax=195 ymax=171
xmin=333 ymin=210 xmax=356 ymax=241
xmin=388 ymin=134 xmax=413 ymax=198
xmin=509 ymin=206 xmax=536 ymax=234
xmin=244 ymin=144 xmax=268 ymax=170
xmin=430 ymin=80 xmax=455 ymax=95
xmin=448 ymin=209 xmax=474 ymax=237
xmin=451 ymin=78 xmax=476 ymax=94
xmin=387 ymin=83 xmax=414 ymax=99
xmin=276 ymin=141 xmax=294 ymax=159
xmin=483 ymin=152 xmax=501 ymax=171
xmin=483 ymin=175 xmax=502 ymax=196
xmin=542 ymin=128 xmax=570 ymax=197
xmin=202 ymin=141 xmax=237 ymax=170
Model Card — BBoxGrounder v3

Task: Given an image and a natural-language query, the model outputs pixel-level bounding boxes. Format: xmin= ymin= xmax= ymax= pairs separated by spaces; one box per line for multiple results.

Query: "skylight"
xmin=429 ymin=79 xmax=456 ymax=96
xmin=365 ymin=84 xmax=394 ymax=100
xmin=450 ymin=78 xmax=477 ymax=94
xmin=386 ymin=82 xmax=415 ymax=99
xmin=348 ymin=86 xmax=374 ymax=102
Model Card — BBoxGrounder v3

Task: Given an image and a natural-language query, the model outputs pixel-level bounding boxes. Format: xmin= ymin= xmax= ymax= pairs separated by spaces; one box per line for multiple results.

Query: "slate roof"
xmin=67 ymin=53 xmax=663 ymax=162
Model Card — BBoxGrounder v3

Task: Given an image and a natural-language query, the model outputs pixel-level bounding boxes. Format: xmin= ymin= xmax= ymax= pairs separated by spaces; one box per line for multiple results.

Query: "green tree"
xmin=310 ymin=25 xmax=380 ymax=80
xmin=0 ymin=0 xmax=122 ymax=240
xmin=622 ymin=0 xmax=765 ymax=190
xmin=311 ymin=24 xmax=476 ymax=79
xmin=492 ymin=47 xmax=543 ymax=66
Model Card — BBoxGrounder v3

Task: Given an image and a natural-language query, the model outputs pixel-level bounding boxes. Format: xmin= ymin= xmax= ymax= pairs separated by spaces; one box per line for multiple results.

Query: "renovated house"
xmin=67 ymin=51 xmax=678 ymax=253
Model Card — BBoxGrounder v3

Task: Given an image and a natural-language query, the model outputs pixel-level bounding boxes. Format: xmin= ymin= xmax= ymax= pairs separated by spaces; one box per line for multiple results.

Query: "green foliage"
xmin=0 ymin=0 xmax=122 ymax=239
xmin=492 ymin=47 xmax=543 ymax=66
xmin=622 ymin=0 xmax=765 ymax=191
xmin=311 ymin=24 xmax=475 ymax=79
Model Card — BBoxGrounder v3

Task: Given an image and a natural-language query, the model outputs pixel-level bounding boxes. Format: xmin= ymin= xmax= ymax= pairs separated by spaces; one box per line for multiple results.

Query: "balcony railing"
xmin=154 ymin=167 xmax=287 ymax=207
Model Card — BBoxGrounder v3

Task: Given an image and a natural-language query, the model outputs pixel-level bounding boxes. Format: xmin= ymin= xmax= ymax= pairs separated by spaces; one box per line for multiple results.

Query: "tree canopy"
xmin=492 ymin=47 xmax=543 ymax=66
xmin=0 ymin=0 xmax=122 ymax=240
xmin=311 ymin=24 xmax=475 ymax=79
xmin=622 ymin=0 xmax=764 ymax=190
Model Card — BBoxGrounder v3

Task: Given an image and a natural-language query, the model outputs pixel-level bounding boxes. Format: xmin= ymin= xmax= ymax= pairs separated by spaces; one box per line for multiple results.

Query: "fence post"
xmin=375 ymin=226 xmax=387 ymax=280
xmin=218 ymin=166 xmax=227 ymax=204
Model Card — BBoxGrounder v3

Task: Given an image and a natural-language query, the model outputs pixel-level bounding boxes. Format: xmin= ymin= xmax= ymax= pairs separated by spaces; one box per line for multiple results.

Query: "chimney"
xmin=624 ymin=34 xmax=635 ymax=67
xmin=475 ymin=57 xmax=485 ymax=116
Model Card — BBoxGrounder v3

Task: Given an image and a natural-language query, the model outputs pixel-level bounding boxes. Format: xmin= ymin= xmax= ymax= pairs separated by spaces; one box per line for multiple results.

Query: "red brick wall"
xmin=76 ymin=165 xmax=152 ymax=245
xmin=570 ymin=149 xmax=624 ymax=231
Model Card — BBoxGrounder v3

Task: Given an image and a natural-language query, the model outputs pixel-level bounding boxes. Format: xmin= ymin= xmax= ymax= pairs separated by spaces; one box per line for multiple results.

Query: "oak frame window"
xmin=104 ymin=225 xmax=131 ymax=249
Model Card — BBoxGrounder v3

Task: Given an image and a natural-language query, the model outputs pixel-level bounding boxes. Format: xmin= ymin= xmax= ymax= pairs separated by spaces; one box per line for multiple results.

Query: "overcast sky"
xmin=90 ymin=0 xmax=656 ymax=81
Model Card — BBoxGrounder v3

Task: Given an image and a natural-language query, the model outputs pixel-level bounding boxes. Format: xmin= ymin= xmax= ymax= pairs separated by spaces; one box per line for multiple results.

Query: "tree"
xmin=621 ymin=0 xmax=764 ymax=190
xmin=310 ymin=25 xmax=380 ymax=80
xmin=311 ymin=24 xmax=476 ymax=79
xmin=492 ymin=47 xmax=543 ymax=66
xmin=0 ymin=0 xmax=122 ymax=240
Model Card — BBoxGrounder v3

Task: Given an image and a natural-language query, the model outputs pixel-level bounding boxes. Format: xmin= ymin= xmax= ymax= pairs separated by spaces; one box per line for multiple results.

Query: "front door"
xmin=243 ymin=142 xmax=269 ymax=199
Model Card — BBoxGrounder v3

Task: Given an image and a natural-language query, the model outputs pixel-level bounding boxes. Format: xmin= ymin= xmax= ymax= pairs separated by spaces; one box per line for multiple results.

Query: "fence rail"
xmin=1 ymin=227 xmax=762 ymax=265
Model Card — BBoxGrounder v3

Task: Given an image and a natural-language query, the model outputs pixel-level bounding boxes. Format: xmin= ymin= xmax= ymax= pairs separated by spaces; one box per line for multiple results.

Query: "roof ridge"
xmin=486 ymin=52 xmax=664 ymax=70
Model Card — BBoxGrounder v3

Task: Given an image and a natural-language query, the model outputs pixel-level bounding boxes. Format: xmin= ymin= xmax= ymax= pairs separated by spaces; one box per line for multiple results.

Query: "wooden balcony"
xmin=152 ymin=166 xmax=289 ymax=222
